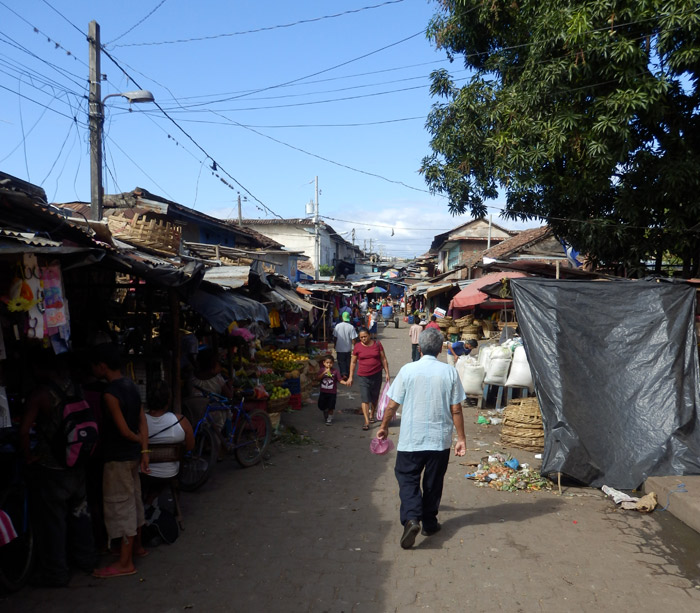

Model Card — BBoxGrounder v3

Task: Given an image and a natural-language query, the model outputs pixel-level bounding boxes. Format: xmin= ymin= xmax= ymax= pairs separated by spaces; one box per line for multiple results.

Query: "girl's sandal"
xmin=362 ymin=424 xmax=370 ymax=431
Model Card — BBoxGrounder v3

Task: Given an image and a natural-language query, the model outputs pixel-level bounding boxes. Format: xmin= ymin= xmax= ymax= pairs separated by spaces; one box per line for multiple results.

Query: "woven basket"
xmin=107 ymin=212 xmax=181 ymax=256
xmin=149 ymin=443 xmax=183 ymax=463
xmin=447 ymin=326 xmax=459 ymax=334
xmin=461 ymin=324 xmax=480 ymax=335
xmin=267 ymin=397 xmax=290 ymax=413
xmin=500 ymin=397 xmax=544 ymax=451
xmin=462 ymin=333 xmax=480 ymax=341
xmin=454 ymin=315 xmax=474 ymax=326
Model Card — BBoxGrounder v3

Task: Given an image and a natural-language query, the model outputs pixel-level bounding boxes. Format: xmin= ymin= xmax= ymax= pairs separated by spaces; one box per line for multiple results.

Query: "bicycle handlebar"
xmin=194 ymin=386 xmax=231 ymax=404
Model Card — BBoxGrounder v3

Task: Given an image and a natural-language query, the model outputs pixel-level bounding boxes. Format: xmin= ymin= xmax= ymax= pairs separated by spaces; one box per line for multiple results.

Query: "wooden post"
xmin=170 ymin=289 xmax=181 ymax=413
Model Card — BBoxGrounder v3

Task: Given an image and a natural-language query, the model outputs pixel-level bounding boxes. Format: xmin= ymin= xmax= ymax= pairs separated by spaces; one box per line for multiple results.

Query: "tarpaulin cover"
xmin=187 ymin=282 xmax=268 ymax=332
xmin=511 ymin=278 xmax=700 ymax=489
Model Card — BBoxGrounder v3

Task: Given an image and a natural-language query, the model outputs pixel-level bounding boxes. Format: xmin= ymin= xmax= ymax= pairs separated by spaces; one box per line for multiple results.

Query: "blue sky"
xmin=1 ymin=0 xmax=535 ymax=257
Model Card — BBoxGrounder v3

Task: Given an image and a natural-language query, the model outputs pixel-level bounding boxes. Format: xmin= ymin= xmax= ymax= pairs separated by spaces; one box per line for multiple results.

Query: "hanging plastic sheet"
xmin=511 ymin=278 xmax=700 ymax=489
xmin=187 ymin=283 xmax=269 ymax=332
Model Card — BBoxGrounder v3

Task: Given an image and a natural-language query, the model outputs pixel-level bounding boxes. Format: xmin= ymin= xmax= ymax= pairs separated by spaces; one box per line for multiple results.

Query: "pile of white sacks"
xmin=456 ymin=339 xmax=533 ymax=397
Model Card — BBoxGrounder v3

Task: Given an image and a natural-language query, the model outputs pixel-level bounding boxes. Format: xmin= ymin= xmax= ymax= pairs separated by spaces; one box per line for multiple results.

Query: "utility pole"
xmin=351 ymin=228 xmax=356 ymax=263
xmin=88 ymin=21 xmax=103 ymax=221
xmin=237 ymin=192 xmax=243 ymax=225
xmin=314 ymin=175 xmax=320 ymax=280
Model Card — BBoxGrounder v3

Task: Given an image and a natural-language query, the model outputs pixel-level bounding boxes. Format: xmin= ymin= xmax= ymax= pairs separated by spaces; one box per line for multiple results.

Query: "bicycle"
xmin=179 ymin=391 xmax=272 ymax=491
xmin=0 ymin=429 xmax=35 ymax=592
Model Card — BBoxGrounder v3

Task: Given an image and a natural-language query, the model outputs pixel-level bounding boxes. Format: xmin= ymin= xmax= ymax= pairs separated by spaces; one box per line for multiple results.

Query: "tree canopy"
xmin=422 ymin=0 xmax=700 ymax=276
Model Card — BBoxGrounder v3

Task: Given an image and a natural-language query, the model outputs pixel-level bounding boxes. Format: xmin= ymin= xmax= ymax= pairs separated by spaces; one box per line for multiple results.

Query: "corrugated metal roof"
xmin=203 ymin=265 xmax=250 ymax=289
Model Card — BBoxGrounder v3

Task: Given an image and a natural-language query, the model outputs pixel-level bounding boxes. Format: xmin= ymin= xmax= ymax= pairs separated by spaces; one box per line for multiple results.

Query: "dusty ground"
xmin=4 ymin=321 xmax=700 ymax=612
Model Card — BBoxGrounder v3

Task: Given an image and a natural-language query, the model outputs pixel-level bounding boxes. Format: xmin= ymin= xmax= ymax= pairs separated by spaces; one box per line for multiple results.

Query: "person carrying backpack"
xmin=19 ymin=349 xmax=98 ymax=587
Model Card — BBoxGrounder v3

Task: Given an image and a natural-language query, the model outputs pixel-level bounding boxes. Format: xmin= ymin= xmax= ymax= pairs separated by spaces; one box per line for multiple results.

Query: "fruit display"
xmin=268 ymin=386 xmax=291 ymax=400
xmin=258 ymin=348 xmax=307 ymax=372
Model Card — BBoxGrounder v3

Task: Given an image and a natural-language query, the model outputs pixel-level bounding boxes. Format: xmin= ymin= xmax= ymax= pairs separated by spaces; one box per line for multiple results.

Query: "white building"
xmin=238 ymin=218 xmax=358 ymax=276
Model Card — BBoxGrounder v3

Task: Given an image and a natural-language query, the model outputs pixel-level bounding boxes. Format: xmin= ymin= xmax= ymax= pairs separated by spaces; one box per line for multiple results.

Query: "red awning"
xmin=450 ymin=271 xmax=527 ymax=309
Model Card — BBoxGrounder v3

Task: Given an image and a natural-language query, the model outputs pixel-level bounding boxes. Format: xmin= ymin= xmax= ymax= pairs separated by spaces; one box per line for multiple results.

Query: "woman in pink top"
xmin=344 ymin=327 xmax=390 ymax=430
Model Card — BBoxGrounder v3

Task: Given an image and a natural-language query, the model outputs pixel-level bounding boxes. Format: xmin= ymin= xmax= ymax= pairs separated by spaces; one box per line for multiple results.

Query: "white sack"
xmin=483 ymin=346 xmax=512 ymax=386
xmin=504 ymin=345 xmax=533 ymax=390
xmin=457 ymin=356 xmax=485 ymax=396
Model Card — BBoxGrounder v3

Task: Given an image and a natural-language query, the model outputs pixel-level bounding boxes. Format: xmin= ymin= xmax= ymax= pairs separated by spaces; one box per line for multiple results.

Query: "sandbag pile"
xmin=500 ymin=397 xmax=544 ymax=452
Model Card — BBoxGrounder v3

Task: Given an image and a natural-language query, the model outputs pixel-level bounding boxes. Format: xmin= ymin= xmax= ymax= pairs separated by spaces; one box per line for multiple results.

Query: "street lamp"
xmin=88 ymin=18 xmax=155 ymax=220
xmin=89 ymin=88 xmax=155 ymax=221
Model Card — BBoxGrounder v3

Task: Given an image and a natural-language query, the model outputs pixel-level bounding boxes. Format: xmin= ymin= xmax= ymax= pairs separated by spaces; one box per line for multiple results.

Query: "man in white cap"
xmin=333 ymin=311 xmax=358 ymax=380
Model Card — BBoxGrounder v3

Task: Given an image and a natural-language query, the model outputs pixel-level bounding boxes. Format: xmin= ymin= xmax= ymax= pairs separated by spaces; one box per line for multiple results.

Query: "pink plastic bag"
xmin=375 ymin=383 xmax=390 ymax=421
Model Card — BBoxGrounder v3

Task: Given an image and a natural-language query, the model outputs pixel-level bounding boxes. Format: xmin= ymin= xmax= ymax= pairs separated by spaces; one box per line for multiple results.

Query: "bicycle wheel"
xmin=0 ymin=484 xmax=34 ymax=592
xmin=234 ymin=409 xmax=272 ymax=467
xmin=179 ymin=425 xmax=219 ymax=492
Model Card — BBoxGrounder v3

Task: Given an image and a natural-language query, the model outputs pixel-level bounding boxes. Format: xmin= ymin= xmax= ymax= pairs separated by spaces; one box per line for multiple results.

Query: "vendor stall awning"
xmin=187 ymin=282 xmax=268 ymax=332
xmin=426 ymin=283 xmax=453 ymax=299
xmin=272 ymin=286 xmax=314 ymax=312
xmin=450 ymin=271 xmax=527 ymax=309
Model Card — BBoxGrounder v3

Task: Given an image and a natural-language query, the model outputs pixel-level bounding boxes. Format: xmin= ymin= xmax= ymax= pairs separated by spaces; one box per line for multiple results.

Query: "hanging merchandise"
xmin=4 ymin=257 xmax=38 ymax=312
xmin=24 ymin=254 xmax=45 ymax=340
xmin=268 ymin=309 xmax=281 ymax=328
xmin=41 ymin=262 xmax=67 ymax=328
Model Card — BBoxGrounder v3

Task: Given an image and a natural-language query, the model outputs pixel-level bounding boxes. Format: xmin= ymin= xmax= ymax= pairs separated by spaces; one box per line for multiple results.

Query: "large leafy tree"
xmin=422 ymin=0 xmax=700 ymax=276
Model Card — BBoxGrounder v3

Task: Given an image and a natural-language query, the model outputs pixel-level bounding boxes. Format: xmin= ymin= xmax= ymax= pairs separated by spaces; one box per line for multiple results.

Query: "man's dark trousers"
xmin=337 ymin=352 xmax=351 ymax=379
xmin=394 ymin=449 xmax=450 ymax=531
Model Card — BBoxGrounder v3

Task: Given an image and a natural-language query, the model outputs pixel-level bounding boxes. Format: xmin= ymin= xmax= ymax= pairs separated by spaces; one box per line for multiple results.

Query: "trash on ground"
xmin=466 ymin=455 xmax=552 ymax=492
xmin=602 ymin=485 xmax=658 ymax=512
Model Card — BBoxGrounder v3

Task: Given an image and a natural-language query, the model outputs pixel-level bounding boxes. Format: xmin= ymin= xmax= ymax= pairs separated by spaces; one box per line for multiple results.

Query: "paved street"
xmin=4 ymin=322 xmax=700 ymax=612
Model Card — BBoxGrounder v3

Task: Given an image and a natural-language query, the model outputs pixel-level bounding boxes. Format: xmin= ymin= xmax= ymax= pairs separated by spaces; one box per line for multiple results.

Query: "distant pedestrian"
xmin=344 ymin=327 xmax=390 ymax=430
xmin=425 ymin=315 xmax=441 ymax=331
xmin=377 ymin=328 xmax=466 ymax=549
xmin=333 ymin=312 xmax=357 ymax=379
xmin=408 ymin=318 xmax=422 ymax=362
xmin=369 ymin=310 xmax=379 ymax=339
xmin=317 ymin=355 xmax=342 ymax=426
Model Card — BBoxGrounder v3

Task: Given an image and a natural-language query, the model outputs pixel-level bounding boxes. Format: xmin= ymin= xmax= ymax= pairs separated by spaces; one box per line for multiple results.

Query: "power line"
xmin=208 ymin=110 xmax=432 ymax=193
xmin=38 ymin=0 xmax=84 ymax=37
xmin=106 ymin=0 xmax=170 ymax=45
xmin=115 ymin=0 xmax=407 ymax=47
xmin=98 ymin=45 xmax=285 ymax=220
xmin=141 ymin=115 xmax=426 ymax=129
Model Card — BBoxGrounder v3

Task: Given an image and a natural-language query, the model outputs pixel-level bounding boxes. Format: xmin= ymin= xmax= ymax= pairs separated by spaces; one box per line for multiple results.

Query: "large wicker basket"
xmin=107 ymin=211 xmax=181 ymax=256
xmin=500 ymin=397 xmax=544 ymax=452
xmin=267 ymin=397 xmax=290 ymax=413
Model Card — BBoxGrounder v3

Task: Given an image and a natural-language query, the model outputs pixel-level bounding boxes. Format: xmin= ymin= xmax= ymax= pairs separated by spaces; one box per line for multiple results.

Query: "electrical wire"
xmin=107 ymin=0 xmax=169 ymax=46
xmin=38 ymin=0 xmax=84 ymax=37
xmin=115 ymin=0 xmax=407 ymax=47
xmin=99 ymin=45 xmax=286 ymax=220
xmin=207 ymin=109 xmax=432 ymax=193
xmin=145 ymin=116 xmax=426 ymax=129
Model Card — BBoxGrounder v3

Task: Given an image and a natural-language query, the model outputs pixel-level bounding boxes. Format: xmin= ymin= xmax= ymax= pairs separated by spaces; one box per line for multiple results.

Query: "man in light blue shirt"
xmin=377 ymin=328 xmax=466 ymax=549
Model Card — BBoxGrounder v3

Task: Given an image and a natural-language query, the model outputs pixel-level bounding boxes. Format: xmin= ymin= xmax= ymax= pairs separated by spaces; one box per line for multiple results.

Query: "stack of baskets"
xmin=500 ymin=397 xmax=544 ymax=452
xmin=300 ymin=373 xmax=313 ymax=404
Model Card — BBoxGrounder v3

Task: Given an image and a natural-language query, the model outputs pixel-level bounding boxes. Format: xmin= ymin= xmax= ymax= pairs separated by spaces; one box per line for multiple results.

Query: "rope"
xmin=657 ymin=483 xmax=688 ymax=511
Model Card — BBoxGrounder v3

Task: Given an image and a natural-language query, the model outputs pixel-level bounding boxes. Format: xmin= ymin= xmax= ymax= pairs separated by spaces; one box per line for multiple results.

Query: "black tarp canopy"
xmin=511 ymin=278 xmax=700 ymax=489
xmin=187 ymin=282 xmax=269 ymax=332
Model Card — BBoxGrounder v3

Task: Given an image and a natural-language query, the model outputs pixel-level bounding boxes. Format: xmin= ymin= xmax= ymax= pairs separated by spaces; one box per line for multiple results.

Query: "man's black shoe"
xmin=421 ymin=523 xmax=441 ymax=537
xmin=400 ymin=519 xmax=421 ymax=549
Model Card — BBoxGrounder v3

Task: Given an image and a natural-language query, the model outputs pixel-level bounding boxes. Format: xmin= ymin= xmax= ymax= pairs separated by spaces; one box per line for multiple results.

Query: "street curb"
xmin=644 ymin=475 xmax=700 ymax=534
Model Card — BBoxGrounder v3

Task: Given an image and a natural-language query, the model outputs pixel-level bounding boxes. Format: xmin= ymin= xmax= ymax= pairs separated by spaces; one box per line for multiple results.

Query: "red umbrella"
xmin=450 ymin=271 xmax=527 ymax=309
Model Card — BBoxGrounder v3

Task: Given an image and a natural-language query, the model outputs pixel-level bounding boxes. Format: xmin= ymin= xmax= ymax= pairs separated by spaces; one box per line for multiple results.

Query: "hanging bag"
xmin=375 ymin=383 xmax=390 ymax=421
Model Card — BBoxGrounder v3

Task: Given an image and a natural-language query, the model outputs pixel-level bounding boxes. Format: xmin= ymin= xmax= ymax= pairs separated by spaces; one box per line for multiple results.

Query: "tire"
xmin=234 ymin=409 xmax=272 ymax=467
xmin=179 ymin=425 xmax=218 ymax=492
xmin=0 ymin=484 xmax=34 ymax=592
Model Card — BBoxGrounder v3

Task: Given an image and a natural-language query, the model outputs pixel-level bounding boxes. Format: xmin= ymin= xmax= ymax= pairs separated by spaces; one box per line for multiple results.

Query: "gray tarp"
xmin=511 ymin=278 xmax=700 ymax=489
xmin=187 ymin=283 xmax=268 ymax=332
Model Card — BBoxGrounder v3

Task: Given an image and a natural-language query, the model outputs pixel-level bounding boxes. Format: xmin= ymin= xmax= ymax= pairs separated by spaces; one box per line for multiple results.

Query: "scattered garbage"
xmin=477 ymin=415 xmax=490 ymax=425
xmin=466 ymin=455 xmax=552 ymax=492
xmin=602 ymin=485 xmax=658 ymax=512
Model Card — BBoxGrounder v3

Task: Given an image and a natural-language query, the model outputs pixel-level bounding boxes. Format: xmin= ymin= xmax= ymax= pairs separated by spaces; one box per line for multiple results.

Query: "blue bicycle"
xmin=179 ymin=391 xmax=272 ymax=491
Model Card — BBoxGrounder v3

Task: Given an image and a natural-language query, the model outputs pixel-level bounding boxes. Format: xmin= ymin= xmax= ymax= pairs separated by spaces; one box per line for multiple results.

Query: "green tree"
xmin=422 ymin=0 xmax=700 ymax=276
